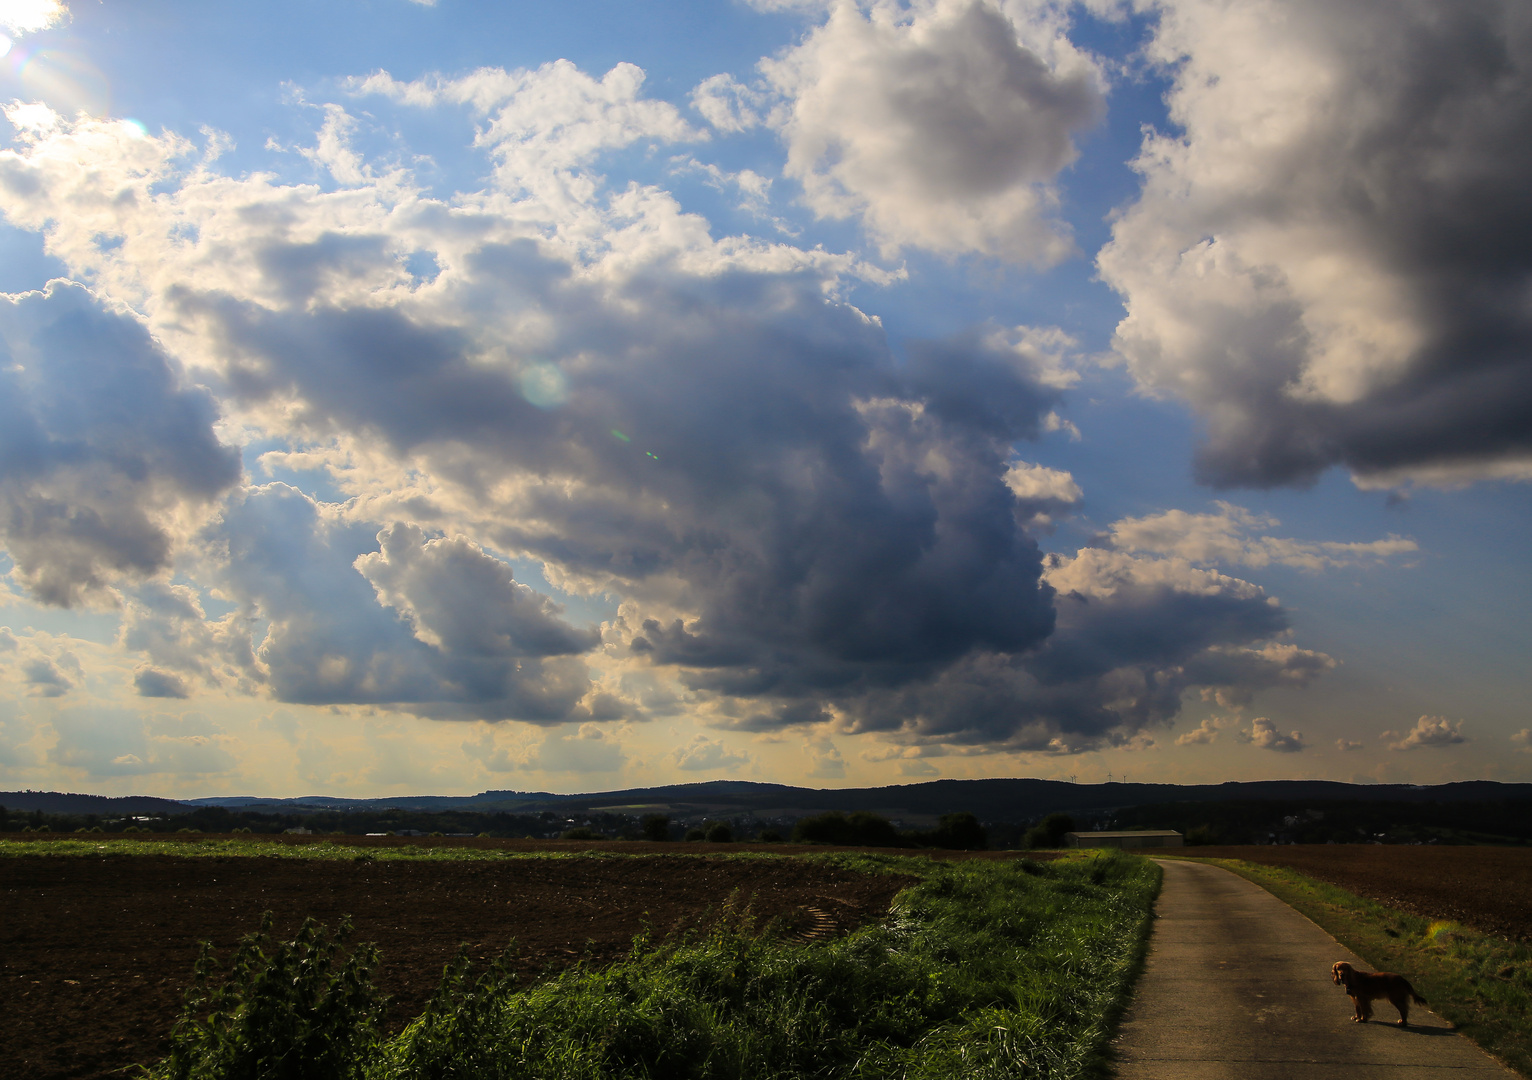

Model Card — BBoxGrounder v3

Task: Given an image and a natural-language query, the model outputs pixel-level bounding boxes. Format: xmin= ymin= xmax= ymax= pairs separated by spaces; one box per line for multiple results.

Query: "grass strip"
xmin=143 ymin=850 xmax=1160 ymax=1080
xmin=1180 ymin=856 xmax=1532 ymax=1079
xmin=0 ymin=837 xmax=781 ymax=863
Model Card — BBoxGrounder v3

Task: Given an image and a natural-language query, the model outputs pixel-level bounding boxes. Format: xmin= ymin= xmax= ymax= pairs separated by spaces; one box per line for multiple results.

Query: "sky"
xmin=0 ymin=0 xmax=1528 ymax=799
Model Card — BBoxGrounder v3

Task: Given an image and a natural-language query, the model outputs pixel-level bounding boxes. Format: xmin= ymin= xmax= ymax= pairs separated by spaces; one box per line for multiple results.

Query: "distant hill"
xmin=173 ymin=777 xmax=1532 ymax=822
xmin=0 ymin=791 xmax=194 ymax=816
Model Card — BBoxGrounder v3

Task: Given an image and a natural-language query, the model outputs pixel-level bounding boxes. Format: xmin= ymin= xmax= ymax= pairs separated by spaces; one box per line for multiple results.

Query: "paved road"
xmin=1111 ymin=858 xmax=1517 ymax=1079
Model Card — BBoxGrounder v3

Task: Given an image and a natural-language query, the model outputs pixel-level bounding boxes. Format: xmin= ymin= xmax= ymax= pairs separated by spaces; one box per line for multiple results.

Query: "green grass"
xmin=0 ymin=836 xmax=733 ymax=863
xmin=1179 ymin=857 xmax=1532 ymax=1079
xmin=139 ymin=851 xmax=1161 ymax=1080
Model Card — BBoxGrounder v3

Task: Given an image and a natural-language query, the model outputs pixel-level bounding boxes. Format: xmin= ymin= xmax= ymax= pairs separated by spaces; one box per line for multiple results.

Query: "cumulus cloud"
xmin=0 ymin=55 xmax=1342 ymax=758
xmin=826 ymin=548 xmax=1331 ymax=754
xmin=804 ymin=736 xmax=847 ymax=778
xmin=23 ymin=654 xmax=73 ymax=696
xmin=1241 ymin=716 xmax=1306 ymax=753
xmin=760 ymin=0 xmax=1103 ymax=259
xmin=672 ymin=734 xmax=752 ymax=772
xmin=0 ymin=282 xmax=241 ymax=606
xmin=690 ymin=74 xmax=766 ymax=134
xmin=210 ymin=487 xmax=599 ymax=722
xmin=1108 ymin=502 xmax=1416 ymax=571
xmin=133 ymin=667 xmax=190 ymax=699
xmin=1100 ymin=0 xmax=1532 ymax=488
xmin=1336 ymin=738 xmax=1362 ymax=751
xmin=1176 ymin=715 xmax=1225 ymax=745
xmin=1512 ymin=729 xmax=1531 ymax=752
xmin=1385 ymin=715 xmax=1469 ymax=751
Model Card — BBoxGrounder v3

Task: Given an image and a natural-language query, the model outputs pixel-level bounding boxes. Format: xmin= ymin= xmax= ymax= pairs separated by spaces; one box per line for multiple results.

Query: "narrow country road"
xmin=1111 ymin=859 xmax=1516 ymax=1079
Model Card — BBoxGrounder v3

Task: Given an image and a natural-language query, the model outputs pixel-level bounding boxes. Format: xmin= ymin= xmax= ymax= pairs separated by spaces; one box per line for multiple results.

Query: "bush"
xmin=791 ymin=811 xmax=907 ymax=848
xmin=1024 ymin=812 xmax=1076 ymax=850
xmin=147 ymin=914 xmax=382 ymax=1080
xmin=1184 ymin=824 xmax=1219 ymax=845
xmin=683 ymin=828 xmax=706 ymax=842
xmin=641 ymin=814 xmax=671 ymax=842
xmin=560 ymin=827 xmax=600 ymax=841
xmin=758 ymin=828 xmax=784 ymax=843
xmin=926 ymin=812 xmax=986 ymax=851
xmin=705 ymin=822 xmax=733 ymax=843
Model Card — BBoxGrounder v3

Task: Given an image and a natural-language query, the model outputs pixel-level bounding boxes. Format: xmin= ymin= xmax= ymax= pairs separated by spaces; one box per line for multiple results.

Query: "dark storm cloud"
xmin=181 ymin=254 xmax=1062 ymax=701
xmin=157 ymin=206 xmax=1339 ymax=747
xmin=828 ymin=549 xmax=1327 ymax=751
xmin=1104 ymin=0 xmax=1532 ymax=487
xmin=0 ymin=282 xmax=240 ymax=605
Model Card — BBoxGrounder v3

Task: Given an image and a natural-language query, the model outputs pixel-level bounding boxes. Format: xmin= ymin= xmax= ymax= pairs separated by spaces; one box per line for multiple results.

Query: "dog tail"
xmin=1407 ymin=980 xmax=1427 ymax=1005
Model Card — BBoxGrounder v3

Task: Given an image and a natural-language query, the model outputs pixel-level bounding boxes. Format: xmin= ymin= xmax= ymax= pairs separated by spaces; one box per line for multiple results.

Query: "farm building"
xmin=1065 ymin=830 xmax=1183 ymax=849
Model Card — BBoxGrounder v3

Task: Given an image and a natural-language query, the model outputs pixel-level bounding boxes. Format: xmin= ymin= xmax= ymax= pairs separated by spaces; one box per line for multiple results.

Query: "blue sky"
xmin=0 ymin=0 xmax=1527 ymax=798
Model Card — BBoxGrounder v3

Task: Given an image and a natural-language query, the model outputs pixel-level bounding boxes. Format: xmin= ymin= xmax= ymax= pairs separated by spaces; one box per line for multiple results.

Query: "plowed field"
xmin=1186 ymin=845 xmax=1532 ymax=941
xmin=1 ymin=846 xmax=916 ymax=1080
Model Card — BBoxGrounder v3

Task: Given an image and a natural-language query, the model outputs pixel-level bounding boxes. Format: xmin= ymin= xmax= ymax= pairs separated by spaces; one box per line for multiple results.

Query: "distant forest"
xmin=4 ymin=797 xmax=1530 ymax=848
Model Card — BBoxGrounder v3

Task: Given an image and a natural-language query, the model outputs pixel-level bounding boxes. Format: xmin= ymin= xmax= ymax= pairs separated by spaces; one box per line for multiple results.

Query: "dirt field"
xmin=1186 ymin=845 xmax=1532 ymax=941
xmin=1 ymin=842 xmax=923 ymax=1080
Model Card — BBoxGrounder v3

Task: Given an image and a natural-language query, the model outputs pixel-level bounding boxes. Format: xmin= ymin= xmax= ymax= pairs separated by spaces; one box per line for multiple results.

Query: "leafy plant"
xmin=144 ymin=913 xmax=384 ymax=1080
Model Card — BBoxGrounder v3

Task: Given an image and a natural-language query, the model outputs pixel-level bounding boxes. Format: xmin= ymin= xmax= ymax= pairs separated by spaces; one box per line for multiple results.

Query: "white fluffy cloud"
xmin=350 ymin=60 xmax=700 ymax=199
xmin=1386 ymin=715 xmax=1469 ymax=751
xmin=1100 ymin=0 xmax=1532 ymax=488
xmin=0 ymin=0 xmax=67 ymax=36
xmin=758 ymin=0 xmax=1103 ymax=259
xmin=1107 ymin=501 xmax=1416 ymax=571
xmin=1243 ymin=716 xmax=1306 ymax=753
xmin=671 ymin=734 xmax=752 ymax=772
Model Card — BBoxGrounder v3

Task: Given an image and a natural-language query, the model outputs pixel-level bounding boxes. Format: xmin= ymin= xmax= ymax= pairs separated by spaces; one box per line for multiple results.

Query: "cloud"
xmin=48 ymin=707 xmax=237 ymax=777
xmin=0 ymin=63 xmax=1340 ymax=758
xmin=22 ymin=654 xmax=73 ymax=696
xmin=210 ymin=486 xmax=599 ymax=722
xmin=804 ymin=736 xmax=846 ymax=778
xmin=1099 ymin=0 xmax=1532 ymax=488
xmin=0 ymin=0 xmax=67 ymax=36
xmin=1176 ymin=715 xmax=1225 ymax=745
xmin=133 ymin=667 xmax=190 ymax=699
xmin=1336 ymin=738 xmax=1362 ymax=751
xmin=1107 ymin=502 xmax=1416 ymax=571
xmin=761 ymin=0 xmax=1103 ymax=259
xmin=1241 ymin=716 xmax=1306 ymax=753
xmin=526 ymin=723 xmax=626 ymax=774
xmin=671 ymin=734 xmax=752 ymax=772
xmin=118 ymin=583 xmax=263 ymax=695
xmin=1511 ymin=729 xmax=1531 ymax=752
xmin=826 ymin=548 xmax=1330 ymax=754
xmin=0 ymin=282 xmax=241 ymax=606
xmin=349 ymin=59 xmax=700 ymax=196
xmin=1385 ymin=715 xmax=1469 ymax=751
xmin=690 ymin=74 xmax=766 ymax=134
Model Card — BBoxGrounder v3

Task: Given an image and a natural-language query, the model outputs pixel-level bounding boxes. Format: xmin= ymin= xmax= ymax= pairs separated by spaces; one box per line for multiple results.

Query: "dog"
xmin=1332 ymin=961 xmax=1427 ymax=1026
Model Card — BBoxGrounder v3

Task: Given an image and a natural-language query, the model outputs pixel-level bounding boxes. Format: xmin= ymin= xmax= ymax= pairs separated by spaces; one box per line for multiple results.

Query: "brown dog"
xmin=1332 ymin=961 xmax=1426 ymax=1026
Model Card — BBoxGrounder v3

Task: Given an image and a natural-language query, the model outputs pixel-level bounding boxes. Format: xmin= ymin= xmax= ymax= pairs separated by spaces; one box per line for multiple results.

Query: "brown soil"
xmin=1187 ymin=845 xmax=1532 ymax=941
xmin=1 ymin=840 xmax=929 ymax=1080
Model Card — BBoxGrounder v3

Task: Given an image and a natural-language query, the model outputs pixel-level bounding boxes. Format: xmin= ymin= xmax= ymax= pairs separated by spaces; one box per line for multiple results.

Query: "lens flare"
xmin=518 ymin=361 xmax=568 ymax=409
